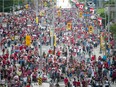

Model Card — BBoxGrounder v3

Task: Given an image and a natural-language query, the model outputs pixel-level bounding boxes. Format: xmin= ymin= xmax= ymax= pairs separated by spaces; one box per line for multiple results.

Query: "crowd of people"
xmin=0 ymin=1 xmax=116 ymax=87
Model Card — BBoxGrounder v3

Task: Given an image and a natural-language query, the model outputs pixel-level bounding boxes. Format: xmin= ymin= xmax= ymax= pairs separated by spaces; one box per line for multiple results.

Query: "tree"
xmin=110 ymin=23 xmax=116 ymax=51
xmin=0 ymin=0 xmax=24 ymax=12
xmin=110 ymin=23 xmax=116 ymax=35
xmin=100 ymin=12 xmax=108 ymax=27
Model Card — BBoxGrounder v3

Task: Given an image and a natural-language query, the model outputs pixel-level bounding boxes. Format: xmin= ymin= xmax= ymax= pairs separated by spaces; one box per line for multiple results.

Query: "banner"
xmin=98 ymin=18 xmax=102 ymax=26
xmin=26 ymin=35 xmax=31 ymax=46
xmin=90 ymin=8 xmax=94 ymax=14
xmin=78 ymin=4 xmax=84 ymax=10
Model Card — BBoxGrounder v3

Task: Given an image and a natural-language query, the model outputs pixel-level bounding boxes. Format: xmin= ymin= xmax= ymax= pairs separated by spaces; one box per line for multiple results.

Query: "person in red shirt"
xmin=82 ymin=79 xmax=87 ymax=87
xmin=104 ymin=62 xmax=108 ymax=69
xmin=57 ymin=51 xmax=61 ymax=58
xmin=73 ymin=78 xmax=77 ymax=87
xmin=48 ymin=49 xmax=52 ymax=54
xmin=64 ymin=77 xmax=68 ymax=87
xmin=77 ymin=80 xmax=81 ymax=87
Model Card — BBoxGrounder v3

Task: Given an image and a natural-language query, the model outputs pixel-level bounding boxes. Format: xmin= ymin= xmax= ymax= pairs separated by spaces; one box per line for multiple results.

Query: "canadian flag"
xmin=90 ymin=8 xmax=94 ymax=14
xmin=76 ymin=2 xmax=79 ymax=6
xmin=98 ymin=18 xmax=102 ymax=26
xmin=79 ymin=4 xmax=84 ymax=10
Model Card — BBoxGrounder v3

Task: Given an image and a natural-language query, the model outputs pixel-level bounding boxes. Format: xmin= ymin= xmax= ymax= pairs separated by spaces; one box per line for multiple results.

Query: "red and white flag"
xmin=98 ymin=18 xmax=102 ymax=26
xmin=79 ymin=4 xmax=84 ymax=10
xmin=90 ymin=8 xmax=94 ymax=14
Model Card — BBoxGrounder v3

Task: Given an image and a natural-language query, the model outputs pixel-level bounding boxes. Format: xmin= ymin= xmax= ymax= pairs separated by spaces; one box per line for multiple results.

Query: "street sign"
xmin=83 ymin=14 xmax=91 ymax=17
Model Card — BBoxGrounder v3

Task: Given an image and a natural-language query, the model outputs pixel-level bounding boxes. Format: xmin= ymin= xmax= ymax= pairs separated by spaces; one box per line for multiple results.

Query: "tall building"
xmin=86 ymin=0 xmax=104 ymax=8
xmin=56 ymin=0 xmax=71 ymax=8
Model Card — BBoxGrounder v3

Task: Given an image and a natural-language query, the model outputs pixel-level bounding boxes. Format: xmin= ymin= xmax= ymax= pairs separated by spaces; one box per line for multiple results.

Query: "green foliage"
xmin=97 ymin=8 xmax=105 ymax=14
xmin=78 ymin=0 xmax=85 ymax=2
xmin=100 ymin=12 xmax=108 ymax=27
xmin=0 ymin=0 xmax=24 ymax=12
xmin=110 ymin=23 xmax=116 ymax=35
xmin=104 ymin=0 xmax=115 ymax=5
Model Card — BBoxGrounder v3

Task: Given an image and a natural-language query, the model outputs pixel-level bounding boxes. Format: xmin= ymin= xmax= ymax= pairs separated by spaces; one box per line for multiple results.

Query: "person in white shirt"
xmin=104 ymin=78 xmax=110 ymax=87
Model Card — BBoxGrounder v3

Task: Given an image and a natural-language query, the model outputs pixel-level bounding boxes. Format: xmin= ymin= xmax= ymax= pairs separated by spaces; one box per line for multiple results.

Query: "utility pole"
xmin=13 ymin=0 xmax=15 ymax=13
xmin=3 ymin=0 xmax=4 ymax=12
xmin=115 ymin=0 xmax=116 ymax=22
xmin=108 ymin=1 xmax=110 ymax=43
xmin=51 ymin=1 xmax=55 ymax=48
xmin=18 ymin=0 xmax=19 ymax=8
xmin=34 ymin=0 xmax=42 ymax=57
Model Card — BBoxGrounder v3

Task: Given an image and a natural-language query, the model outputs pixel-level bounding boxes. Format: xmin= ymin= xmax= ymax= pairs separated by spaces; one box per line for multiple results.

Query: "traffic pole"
xmin=3 ymin=0 xmax=4 ymax=12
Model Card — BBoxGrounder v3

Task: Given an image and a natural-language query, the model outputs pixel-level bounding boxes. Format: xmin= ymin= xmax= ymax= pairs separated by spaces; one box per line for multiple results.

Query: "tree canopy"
xmin=0 ymin=0 xmax=24 ymax=12
xmin=100 ymin=12 xmax=108 ymax=27
xmin=110 ymin=23 xmax=116 ymax=35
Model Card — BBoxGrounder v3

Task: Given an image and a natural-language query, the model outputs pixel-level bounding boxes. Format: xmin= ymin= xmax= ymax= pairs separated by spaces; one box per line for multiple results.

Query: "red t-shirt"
xmin=73 ymin=81 xmax=77 ymax=86
xmin=82 ymin=80 xmax=86 ymax=87
xmin=26 ymin=85 xmax=30 ymax=87
xmin=77 ymin=81 xmax=81 ymax=86
xmin=64 ymin=78 xmax=68 ymax=85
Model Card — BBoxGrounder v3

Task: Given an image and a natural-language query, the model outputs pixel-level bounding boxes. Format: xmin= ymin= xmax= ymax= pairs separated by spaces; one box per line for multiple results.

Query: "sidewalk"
xmin=93 ymin=45 xmax=103 ymax=61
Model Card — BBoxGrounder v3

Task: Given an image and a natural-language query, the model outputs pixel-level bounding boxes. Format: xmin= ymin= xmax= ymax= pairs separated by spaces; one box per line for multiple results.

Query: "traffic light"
xmin=79 ymin=11 xmax=83 ymax=18
xmin=38 ymin=77 xmax=42 ymax=85
xmin=57 ymin=10 xmax=61 ymax=17
xmin=88 ymin=26 xmax=94 ymax=34
xmin=67 ymin=22 xmax=72 ymax=30
xmin=25 ymin=4 xmax=29 ymax=9
xmin=36 ymin=17 xmax=39 ymax=24
xmin=25 ymin=35 xmax=31 ymax=46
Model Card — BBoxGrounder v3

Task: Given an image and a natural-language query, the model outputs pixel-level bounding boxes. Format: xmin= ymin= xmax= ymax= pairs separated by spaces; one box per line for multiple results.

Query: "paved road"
xmin=1 ymin=45 xmax=115 ymax=87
